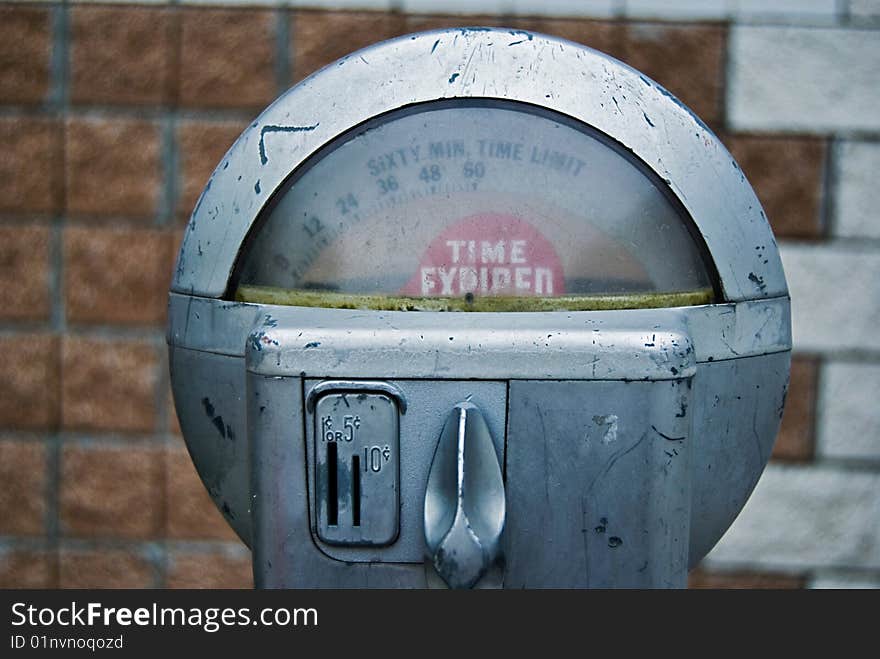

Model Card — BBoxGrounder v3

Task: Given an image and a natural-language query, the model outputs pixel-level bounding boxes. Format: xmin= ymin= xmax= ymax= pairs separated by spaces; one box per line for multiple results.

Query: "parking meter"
xmin=168 ymin=28 xmax=791 ymax=588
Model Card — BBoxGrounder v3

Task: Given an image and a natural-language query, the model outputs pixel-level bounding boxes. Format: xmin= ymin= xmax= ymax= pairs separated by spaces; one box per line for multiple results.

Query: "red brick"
xmin=65 ymin=118 xmax=161 ymax=218
xmin=64 ymin=225 xmax=174 ymax=326
xmin=167 ymin=227 xmax=184 ymax=288
xmin=622 ymin=23 xmax=726 ymax=124
xmin=773 ymin=357 xmax=818 ymax=462
xmin=689 ymin=567 xmax=805 ymax=589
xmin=0 ymin=5 xmax=51 ymax=104
xmin=61 ymin=337 xmax=158 ymax=433
xmin=70 ymin=5 xmax=174 ymax=106
xmin=179 ymin=8 xmax=276 ymax=109
xmin=0 ymin=333 xmax=59 ymax=431
xmin=0 ymin=117 xmax=62 ymax=214
xmin=293 ymin=10 xmax=408 ymax=82
xmin=168 ymin=384 xmax=182 ymax=436
xmin=165 ymin=443 xmax=237 ymax=540
xmin=0 ymin=223 xmax=51 ymax=322
xmin=167 ymin=548 xmax=253 ymax=589
xmin=59 ymin=548 xmax=155 ymax=588
xmin=0 ymin=549 xmax=54 ymax=588
xmin=0 ymin=438 xmax=47 ymax=535
xmin=509 ymin=18 xmax=626 ymax=61
xmin=176 ymin=120 xmax=248 ymax=218
xmin=60 ymin=443 xmax=163 ymax=539
xmin=726 ymin=135 xmax=826 ymax=239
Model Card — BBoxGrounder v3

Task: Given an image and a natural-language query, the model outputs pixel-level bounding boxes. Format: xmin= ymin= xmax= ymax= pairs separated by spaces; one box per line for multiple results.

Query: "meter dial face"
xmin=233 ymin=100 xmax=717 ymax=311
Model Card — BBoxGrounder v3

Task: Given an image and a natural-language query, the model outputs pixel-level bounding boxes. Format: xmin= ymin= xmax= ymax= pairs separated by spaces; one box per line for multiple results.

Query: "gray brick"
xmin=511 ymin=0 xmax=615 ymax=16
xmin=779 ymin=243 xmax=880 ymax=354
xmin=833 ymin=141 xmax=880 ymax=240
xmin=732 ymin=0 xmax=838 ymax=23
xmin=849 ymin=0 xmax=880 ymax=25
xmin=287 ymin=0 xmax=391 ymax=8
xmin=809 ymin=571 xmax=880 ymax=589
xmin=728 ymin=26 xmax=880 ymax=133
xmin=400 ymin=0 xmax=510 ymax=14
xmin=818 ymin=362 xmax=880 ymax=460
xmin=705 ymin=464 xmax=880 ymax=570
xmin=624 ymin=0 xmax=728 ymax=21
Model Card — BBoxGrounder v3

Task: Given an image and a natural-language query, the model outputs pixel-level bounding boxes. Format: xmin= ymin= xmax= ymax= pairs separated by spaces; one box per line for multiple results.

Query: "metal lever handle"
xmin=424 ymin=402 xmax=506 ymax=589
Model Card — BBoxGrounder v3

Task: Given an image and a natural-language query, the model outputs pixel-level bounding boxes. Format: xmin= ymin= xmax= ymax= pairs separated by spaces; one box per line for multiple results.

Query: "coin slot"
xmin=327 ymin=442 xmax=338 ymax=526
xmin=352 ymin=455 xmax=361 ymax=527
xmin=314 ymin=390 xmax=400 ymax=545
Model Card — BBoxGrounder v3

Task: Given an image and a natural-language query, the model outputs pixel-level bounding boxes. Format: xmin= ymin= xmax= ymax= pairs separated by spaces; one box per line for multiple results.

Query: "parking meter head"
xmin=168 ymin=28 xmax=791 ymax=588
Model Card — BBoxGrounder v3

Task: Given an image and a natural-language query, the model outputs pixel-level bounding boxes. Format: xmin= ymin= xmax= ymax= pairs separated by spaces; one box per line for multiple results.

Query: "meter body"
xmin=168 ymin=29 xmax=791 ymax=588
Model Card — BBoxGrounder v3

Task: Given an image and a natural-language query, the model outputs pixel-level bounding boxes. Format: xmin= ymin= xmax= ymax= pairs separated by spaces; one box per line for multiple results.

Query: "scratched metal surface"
xmin=247 ymin=362 xmax=786 ymax=586
xmin=169 ymin=345 xmax=251 ymax=542
xmin=166 ymin=27 xmax=793 ymax=582
xmin=504 ymin=379 xmax=692 ymax=587
xmin=249 ymin=372 xmax=427 ymax=588
xmin=303 ymin=379 xmax=507 ymax=564
xmin=245 ymin=307 xmax=697 ymax=381
xmin=170 ymin=297 xmax=789 ymax=561
xmin=167 ymin=292 xmax=791 ymax=365
xmin=688 ymin=350 xmax=790 ymax=564
xmin=171 ymin=27 xmax=786 ymax=303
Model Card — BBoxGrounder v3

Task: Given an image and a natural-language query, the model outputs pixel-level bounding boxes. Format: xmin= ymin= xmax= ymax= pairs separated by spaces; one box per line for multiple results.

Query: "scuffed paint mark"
xmin=653 ymin=83 xmax=713 ymax=133
xmin=191 ymin=177 xmax=211 ymax=219
xmin=174 ymin=243 xmax=187 ymax=278
xmin=584 ymin=432 xmax=649 ymax=503
xmin=608 ymin=536 xmax=623 ymax=548
xmin=676 ymin=399 xmax=688 ymax=418
xmin=304 ymin=341 xmax=321 ymax=349
xmin=258 ymin=123 xmax=319 ymax=165
xmin=592 ymin=414 xmax=619 ymax=444
xmin=431 ymin=39 xmax=440 ymax=53
xmin=748 ymin=272 xmax=767 ymax=293
xmin=211 ymin=415 xmax=227 ymax=439
xmin=254 ymin=180 xmax=261 ymax=194
xmin=249 ymin=329 xmax=279 ymax=353
xmin=202 ymin=397 xmax=233 ymax=441
xmin=643 ymin=112 xmax=655 ymax=127
xmin=651 ymin=425 xmax=685 ymax=442
xmin=449 ymin=72 xmax=460 ymax=83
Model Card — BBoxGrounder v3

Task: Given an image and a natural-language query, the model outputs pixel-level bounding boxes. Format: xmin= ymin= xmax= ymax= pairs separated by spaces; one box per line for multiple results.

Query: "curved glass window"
xmin=233 ymin=100 xmax=717 ymax=311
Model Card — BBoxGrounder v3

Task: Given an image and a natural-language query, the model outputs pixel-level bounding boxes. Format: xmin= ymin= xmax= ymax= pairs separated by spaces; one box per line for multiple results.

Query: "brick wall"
xmin=1 ymin=0 xmax=877 ymax=589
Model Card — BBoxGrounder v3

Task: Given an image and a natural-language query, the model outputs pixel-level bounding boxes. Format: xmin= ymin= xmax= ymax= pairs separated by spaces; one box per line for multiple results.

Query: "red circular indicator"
xmin=402 ymin=214 xmax=565 ymax=298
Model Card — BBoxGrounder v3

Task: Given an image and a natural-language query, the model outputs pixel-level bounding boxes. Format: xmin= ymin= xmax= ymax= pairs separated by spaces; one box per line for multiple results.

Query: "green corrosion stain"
xmin=235 ymin=284 xmax=715 ymax=312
